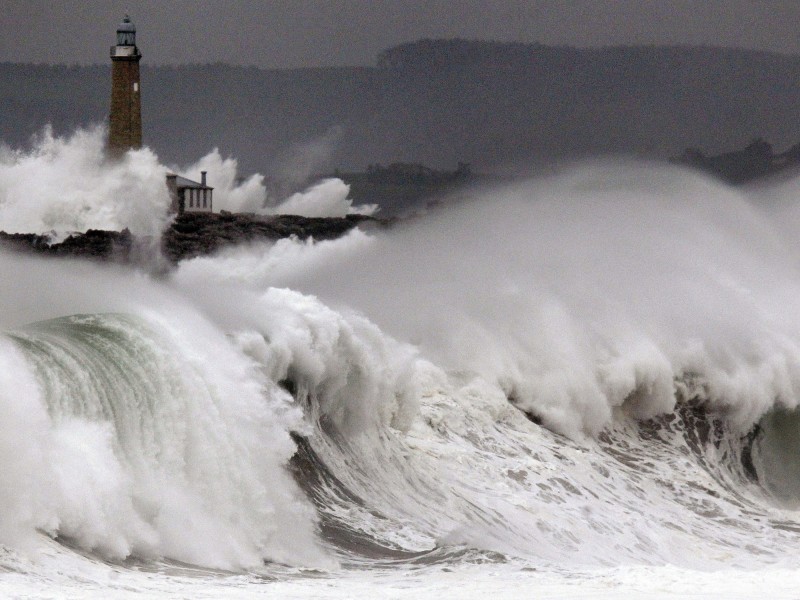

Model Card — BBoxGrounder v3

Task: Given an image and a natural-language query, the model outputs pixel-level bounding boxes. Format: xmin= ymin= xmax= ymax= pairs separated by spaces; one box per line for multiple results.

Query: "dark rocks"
xmin=673 ymin=138 xmax=800 ymax=184
xmin=0 ymin=228 xmax=133 ymax=261
xmin=0 ymin=213 xmax=380 ymax=267
xmin=161 ymin=212 xmax=377 ymax=263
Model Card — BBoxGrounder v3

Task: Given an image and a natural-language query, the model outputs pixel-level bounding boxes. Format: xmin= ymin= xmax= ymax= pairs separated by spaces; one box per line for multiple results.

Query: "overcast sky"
xmin=3 ymin=0 xmax=800 ymax=68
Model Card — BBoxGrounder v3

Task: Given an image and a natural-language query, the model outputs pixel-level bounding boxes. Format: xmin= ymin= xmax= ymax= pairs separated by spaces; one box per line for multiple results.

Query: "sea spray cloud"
xmin=0 ymin=126 xmax=170 ymax=236
xmin=178 ymin=161 xmax=800 ymax=438
xmin=274 ymin=126 xmax=344 ymax=188
xmin=10 ymin=155 xmax=800 ymax=587
xmin=176 ymin=227 xmax=375 ymax=289
xmin=273 ymin=178 xmax=378 ymax=217
xmin=178 ymin=150 xmax=377 ymax=217
xmin=0 ymin=126 xmax=376 ymax=237
xmin=174 ymin=148 xmax=267 ymax=213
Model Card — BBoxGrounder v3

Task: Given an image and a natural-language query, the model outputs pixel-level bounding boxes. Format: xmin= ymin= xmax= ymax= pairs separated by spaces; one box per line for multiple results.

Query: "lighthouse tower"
xmin=108 ymin=14 xmax=142 ymax=155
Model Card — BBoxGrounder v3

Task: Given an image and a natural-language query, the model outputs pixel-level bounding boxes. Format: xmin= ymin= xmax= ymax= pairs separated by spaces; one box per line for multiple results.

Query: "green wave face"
xmin=0 ymin=312 xmax=327 ymax=570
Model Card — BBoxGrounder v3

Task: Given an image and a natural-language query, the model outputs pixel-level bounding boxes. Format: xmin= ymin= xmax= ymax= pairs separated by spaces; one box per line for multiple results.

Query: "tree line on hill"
xmin=674 ymin=138 xmax=800 ymax=184
xmin=3 ymin=39 xmax=800 ymax=183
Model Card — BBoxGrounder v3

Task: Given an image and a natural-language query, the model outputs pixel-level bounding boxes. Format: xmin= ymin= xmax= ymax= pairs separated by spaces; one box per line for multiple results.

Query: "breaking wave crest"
xmin=0 ymin=307 xmax=329 ymax=570
xmin=180 ymin=163 xmax=800 ymax=437
xmin=4 ymin=158 xmax=800 ymax=594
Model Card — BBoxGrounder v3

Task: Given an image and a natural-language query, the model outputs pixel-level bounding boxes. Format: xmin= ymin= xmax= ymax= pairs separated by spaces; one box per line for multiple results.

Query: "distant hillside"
xmin=3 ymin=40 xmax=800 ymax=180
xmin=330 ymin=161 xmax=482 ymax=216
xmin=674 ymin=138 xmax=800 ymax=184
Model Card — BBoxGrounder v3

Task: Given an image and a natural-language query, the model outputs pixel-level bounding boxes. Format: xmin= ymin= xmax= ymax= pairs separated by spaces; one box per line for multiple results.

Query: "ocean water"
xmin=3 ymin=130 xmax=800 ymax=597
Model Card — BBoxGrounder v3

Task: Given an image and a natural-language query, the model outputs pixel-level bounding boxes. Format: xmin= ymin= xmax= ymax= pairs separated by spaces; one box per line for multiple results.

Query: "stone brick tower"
xmin=108 ymin=14 xmax=142 ymax=156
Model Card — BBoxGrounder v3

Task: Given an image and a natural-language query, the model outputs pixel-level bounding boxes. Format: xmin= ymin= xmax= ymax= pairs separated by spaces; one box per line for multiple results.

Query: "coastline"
xmin=0 ymin=212 xmax=380 ymax=266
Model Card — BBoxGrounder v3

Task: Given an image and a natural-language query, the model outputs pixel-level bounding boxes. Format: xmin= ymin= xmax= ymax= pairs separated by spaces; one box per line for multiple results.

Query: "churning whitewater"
xmin=5 ymin=129 xmax=800 ymax=597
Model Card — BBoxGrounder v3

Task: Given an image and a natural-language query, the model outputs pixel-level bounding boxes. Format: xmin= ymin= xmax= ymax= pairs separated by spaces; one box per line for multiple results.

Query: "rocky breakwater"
xmin=0 ymin=229 xmax=134 ymax=261
xmin=162 ymin=212 xmax=376 ymax=263
xmin=0 ymin=212 xmax=379 ymax=266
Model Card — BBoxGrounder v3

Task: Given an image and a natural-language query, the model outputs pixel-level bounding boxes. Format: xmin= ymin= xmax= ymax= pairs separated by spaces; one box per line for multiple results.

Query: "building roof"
xmin=167 ymin=173 xmax=213 ymax=189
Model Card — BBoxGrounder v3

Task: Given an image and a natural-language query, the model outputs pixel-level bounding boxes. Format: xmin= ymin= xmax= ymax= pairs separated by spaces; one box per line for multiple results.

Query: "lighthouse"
xmin=108 ymin=14 xmax=142 ymax=155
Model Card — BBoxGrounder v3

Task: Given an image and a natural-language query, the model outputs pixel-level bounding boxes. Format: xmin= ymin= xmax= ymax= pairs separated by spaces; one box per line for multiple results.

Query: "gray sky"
xmin=2 ymin=0 xmax=800 ymax=68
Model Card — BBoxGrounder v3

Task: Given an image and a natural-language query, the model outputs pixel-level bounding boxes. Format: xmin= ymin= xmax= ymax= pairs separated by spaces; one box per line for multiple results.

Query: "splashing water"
xmin=4 ymin=132 xmax=800 ymax=598
xmin=0 ymin=126 xmax=170 ymax=236
xmin=181 ymin=162 xmax=800 ymax=437
xmin=0 ymin=257 xmax=333 ymax=570
xmin=0 ymin=126 xmax=375 ymax=237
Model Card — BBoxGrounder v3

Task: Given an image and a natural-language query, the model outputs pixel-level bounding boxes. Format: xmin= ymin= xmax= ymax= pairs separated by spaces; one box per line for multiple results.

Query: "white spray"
xmin=0 ymin=255 xmax=333 ymax=570
xmin=178 ymin=161 xmax=800 ymax=438
xmin=0 ymin=126 xmax=375 ymax=238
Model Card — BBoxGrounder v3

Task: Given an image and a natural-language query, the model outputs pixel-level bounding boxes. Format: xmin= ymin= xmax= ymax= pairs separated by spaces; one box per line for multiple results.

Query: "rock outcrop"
xmin=673 ymin=138 xmax=800 ymax=184
xmin=0 ymin=213 xmax=378 ymax=266
xmin=0 ymin=229 xmax=134 ymax=261
xmin=162 ymin=212 xmax=375 ymax=263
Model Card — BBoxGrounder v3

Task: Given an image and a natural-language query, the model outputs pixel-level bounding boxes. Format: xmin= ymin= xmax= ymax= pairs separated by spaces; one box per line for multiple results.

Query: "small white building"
xmin=166 ymin=171 xmax=213 ymax=214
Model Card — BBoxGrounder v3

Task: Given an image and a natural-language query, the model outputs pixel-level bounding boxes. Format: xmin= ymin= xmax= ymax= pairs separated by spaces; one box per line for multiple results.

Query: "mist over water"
xmin=5 ymin=129 xmax=800 ymax=596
